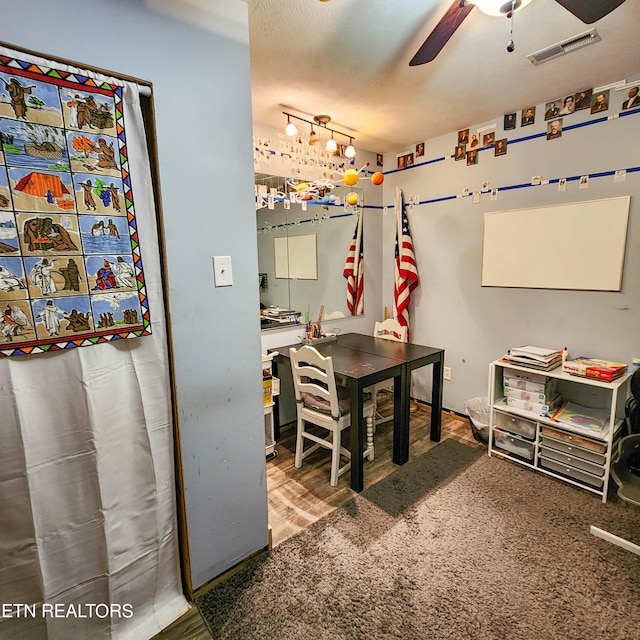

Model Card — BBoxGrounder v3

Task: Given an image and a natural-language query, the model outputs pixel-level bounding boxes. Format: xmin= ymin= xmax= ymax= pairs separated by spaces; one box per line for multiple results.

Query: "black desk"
xmin=269 ymin=333 xmax=444 ymax=492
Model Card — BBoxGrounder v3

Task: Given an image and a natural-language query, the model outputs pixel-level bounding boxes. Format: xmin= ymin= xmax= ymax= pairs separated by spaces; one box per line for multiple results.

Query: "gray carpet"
xmin=196 ymin=439 xmax=640 ymax=640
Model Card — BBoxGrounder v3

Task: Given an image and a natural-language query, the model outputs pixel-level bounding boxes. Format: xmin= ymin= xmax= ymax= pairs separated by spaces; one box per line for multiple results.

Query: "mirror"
xmin=256 ymin=175 xmax=364 ymax=330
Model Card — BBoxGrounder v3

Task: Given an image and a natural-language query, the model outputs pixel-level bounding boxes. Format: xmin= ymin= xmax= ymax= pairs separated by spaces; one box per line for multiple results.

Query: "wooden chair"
xmin=289 ymin=345 xmax=374 ymax=486
xmin=373 ymin=318 xmax=408 ymax=343
xmin=371 ymin=318 xmax=408 ymax=428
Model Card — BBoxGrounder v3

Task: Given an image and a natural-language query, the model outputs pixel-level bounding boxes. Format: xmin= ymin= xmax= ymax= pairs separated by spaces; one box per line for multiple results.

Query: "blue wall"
xmin=382 ymin=85 xmax=640 ymax=415
xmin=4 ymin=0 xmax=268 ymax=589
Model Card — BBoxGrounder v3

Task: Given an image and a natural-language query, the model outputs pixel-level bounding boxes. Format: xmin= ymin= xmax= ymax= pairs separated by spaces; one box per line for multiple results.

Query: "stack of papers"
xmin=550 ymin=401 xmax=611 ymax=433
xmin=504 ymin=346 xmax=562 ymax=371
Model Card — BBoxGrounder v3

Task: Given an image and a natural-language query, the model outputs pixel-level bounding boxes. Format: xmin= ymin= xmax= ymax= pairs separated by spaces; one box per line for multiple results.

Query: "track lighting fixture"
xmin=282 ymin=111 xmax=356 ymax=157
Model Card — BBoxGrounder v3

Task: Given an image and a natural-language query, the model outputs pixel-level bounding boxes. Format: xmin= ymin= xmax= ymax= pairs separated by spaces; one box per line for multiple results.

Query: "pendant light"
xmin=309 ymin=126 xmax=319 ymax=146
xmin=285 ymin=115 xmax=298 ymax=137
xmin=344 ymin=137 xmax=356 ymax=158
xmin=326 ymin=135 xmax=337 ymax=153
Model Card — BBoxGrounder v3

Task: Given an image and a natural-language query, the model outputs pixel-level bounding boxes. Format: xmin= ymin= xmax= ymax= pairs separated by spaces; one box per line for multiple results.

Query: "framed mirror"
xmin=256 ymin=174 xmax=364 ymax=330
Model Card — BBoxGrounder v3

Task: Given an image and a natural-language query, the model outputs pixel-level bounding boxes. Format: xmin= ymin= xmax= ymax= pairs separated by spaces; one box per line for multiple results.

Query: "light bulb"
xmin=285 ymin=121 xmax=298 ymax=136
xmin=326 ymin=136 xmax=337 ymax=153
xmin=344 ymin=144 xmax=356 ymax=158
xmin=470 ymin=0 xmax=531 ymax=17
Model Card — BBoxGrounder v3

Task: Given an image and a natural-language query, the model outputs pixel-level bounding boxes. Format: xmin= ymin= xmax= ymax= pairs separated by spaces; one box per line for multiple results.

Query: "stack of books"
xmin=503 ymin=346 xmax=563 ymax=371
xmin=563 ymin=357 xmax=627 ymax=382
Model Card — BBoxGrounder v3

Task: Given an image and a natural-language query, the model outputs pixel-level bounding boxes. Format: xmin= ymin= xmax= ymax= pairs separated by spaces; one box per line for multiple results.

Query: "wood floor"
xmin=152 ymin=396 xmax=481 ymax=640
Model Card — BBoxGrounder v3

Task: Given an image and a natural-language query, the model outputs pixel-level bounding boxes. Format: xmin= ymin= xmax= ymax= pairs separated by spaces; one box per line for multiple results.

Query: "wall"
xmin=4 ymin=0 xmax=268 ymax=593
xmin=383 ymin=79 xmax=640 ymax=414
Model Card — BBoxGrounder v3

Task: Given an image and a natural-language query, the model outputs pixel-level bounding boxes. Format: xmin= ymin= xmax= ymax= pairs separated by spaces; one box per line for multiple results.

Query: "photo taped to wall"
xmin=504 ymin=112 xmax=516 ymax=130
xmin=494 ymin=138 xmax=507 ymax=156
xmin=521 ymin=107 xmax=535 ymax=126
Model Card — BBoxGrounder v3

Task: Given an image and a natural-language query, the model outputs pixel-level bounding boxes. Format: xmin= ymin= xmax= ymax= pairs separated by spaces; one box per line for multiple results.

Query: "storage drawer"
xmin=539 ymin=445 xmax=605 ymax=477
xmin=540 ymin=425 xmax=607 ymax=453
xmin=493 ymin=428 xmax=535 ymax=460
xmin=539 ymin=436 xmax=607 ymax=466
xmin=494 ymin=410 xmax=536 ymax=440
xmin=539 ymin=455 xmax=604 ymax=488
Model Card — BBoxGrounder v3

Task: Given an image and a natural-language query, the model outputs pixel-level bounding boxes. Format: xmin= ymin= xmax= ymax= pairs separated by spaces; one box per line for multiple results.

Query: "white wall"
xmin=4 ymin=0 xmax=268 ymax=593
xmin=383 ymin=81 xmax=640 ymax=414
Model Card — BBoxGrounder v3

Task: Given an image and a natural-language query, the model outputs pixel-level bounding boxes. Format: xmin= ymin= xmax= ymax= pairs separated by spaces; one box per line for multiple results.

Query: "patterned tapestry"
xmin=0 ymin=50 xmax=151 ymax=357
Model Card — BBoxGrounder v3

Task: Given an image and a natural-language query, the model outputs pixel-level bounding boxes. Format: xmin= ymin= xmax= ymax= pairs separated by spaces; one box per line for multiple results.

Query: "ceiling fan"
xmin=409 ymin=0 xmax=626 ymax=66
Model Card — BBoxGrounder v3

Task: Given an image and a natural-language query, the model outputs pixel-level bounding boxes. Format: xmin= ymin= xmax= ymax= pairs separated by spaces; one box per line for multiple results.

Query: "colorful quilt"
xmin=0 ymin=50 xmax=151 ymax=357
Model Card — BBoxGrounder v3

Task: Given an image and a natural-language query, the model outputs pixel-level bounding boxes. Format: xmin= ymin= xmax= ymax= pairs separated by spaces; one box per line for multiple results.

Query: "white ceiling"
xmin=247 ymin=0 xmax=639 ymax=153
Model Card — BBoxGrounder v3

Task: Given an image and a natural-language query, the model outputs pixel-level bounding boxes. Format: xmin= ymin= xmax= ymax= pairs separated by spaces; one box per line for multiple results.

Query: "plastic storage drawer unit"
xmin=539 ymin=445 xmax=605 ymax=477
xmin=493 ymin=428 xmax=535 ymax=460
xmin=539 ymin=435 xmax=607 ymax=466
xmin=541 ymin=425 xmax=607 ymax=453
xmin=539 ymin=454 xmax=605 ymax=488
xmin=494 ymin=409 xmax=536 ymax=440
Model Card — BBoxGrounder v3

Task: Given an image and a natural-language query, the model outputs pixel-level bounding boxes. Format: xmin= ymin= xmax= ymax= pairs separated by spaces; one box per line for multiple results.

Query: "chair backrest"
xmin=290 ymin=345 xmax=340 ymax=418
xmin=373 ymin=318 xmax=407 ymax=343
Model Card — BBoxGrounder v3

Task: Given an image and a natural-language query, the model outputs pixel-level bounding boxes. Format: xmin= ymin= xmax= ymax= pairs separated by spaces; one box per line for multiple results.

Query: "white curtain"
xmin=0 ymin=48 xmax=187 ymax=639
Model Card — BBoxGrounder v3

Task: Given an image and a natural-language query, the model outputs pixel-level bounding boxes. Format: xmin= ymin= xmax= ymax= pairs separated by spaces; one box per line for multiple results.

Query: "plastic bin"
xmin=465 ymin=396 xmax=490 ymax=443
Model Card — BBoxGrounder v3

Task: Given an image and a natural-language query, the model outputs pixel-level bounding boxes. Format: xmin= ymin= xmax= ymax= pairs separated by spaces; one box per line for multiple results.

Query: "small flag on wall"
xmin=343 ymin=211 xmax=364 ymax=315
xmin=394 ymin=188 xmax=419 ymax=336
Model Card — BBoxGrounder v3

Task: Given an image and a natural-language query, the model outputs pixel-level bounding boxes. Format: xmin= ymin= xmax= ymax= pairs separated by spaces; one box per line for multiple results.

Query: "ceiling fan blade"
xmin=554 ymin=0 xmax=626 ymax=24
xmin=409 ymin=1 xmax=474 ymax=67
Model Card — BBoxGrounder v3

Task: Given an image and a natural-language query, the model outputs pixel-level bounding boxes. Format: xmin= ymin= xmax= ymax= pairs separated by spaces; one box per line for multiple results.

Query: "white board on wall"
xmin=481 ymin=196 xmax=630 ymax=290
xmin=274 ymin=234 xmax=317 ymax=280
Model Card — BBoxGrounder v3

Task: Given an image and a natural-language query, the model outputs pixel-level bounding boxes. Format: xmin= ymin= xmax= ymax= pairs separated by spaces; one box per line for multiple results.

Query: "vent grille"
xmin=527 ymin=29 xmax=600 ymax=66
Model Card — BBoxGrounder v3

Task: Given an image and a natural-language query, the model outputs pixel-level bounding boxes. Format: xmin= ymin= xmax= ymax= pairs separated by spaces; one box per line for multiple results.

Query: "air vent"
xmin=527 ymin=29 xmax=600 ymax=66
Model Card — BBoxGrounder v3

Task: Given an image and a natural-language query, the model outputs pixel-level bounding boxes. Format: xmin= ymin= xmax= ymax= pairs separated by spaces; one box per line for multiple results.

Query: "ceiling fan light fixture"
xmin=470 ymin=0 xmax=531 ymax=17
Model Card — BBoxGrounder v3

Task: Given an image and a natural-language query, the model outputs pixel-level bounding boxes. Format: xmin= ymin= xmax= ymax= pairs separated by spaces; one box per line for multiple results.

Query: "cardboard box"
xmin=263 ymin=376 xmax=273 ymax=406
xmin=505 ymin=393 xmax=561 ymax=415
xmin=503 ymin=385 xmax=557 ymax=403
xmin=562 ymin=358 xmax=627 ymax=382
xmin=502 ymin=368 xmax=548 ymax=385
xmin=503 ymin=376 xmax=557 ymax=395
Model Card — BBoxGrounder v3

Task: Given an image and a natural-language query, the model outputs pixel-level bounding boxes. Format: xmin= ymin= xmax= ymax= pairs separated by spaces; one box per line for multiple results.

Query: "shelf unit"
xmin=262 ymin=353 xmax=280 ymax=458
xmin=488 ymin=359 xmax=631 ymax=503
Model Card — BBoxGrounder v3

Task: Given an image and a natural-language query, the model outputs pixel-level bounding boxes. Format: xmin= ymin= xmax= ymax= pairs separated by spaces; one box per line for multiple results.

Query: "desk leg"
xmin=348 ymin=379 xmax=364 ymax=493
xmin=393 ymin=370 xmax=410 ymax=465
xmin=430 ymin=357 xmax=444 ymax=442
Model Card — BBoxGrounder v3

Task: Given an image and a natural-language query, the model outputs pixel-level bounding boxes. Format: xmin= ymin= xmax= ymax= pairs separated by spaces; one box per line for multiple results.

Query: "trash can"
xmin=465 ymin=397 xmax=490 ymax=444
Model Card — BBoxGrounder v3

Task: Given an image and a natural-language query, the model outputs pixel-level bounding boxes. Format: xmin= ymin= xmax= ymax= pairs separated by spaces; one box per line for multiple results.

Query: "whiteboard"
xmin=482 ymin=196 xmax=630 ymax=290
xmin=274 ymin=234 xmax=317 ymax=280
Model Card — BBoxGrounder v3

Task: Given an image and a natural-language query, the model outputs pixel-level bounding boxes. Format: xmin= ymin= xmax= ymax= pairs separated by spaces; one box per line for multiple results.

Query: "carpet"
xmin=196 ymin=439 xmax=640 ymax=640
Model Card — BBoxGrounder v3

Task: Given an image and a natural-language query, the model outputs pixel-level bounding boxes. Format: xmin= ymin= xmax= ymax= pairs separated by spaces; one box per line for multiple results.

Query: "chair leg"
xmin=294 ymin=416 xmax=305 ymax=469
xmin=330 ymin=431 xmax=341 ymax=487
xmin=366 ymin=413 xmax=374 ymax=461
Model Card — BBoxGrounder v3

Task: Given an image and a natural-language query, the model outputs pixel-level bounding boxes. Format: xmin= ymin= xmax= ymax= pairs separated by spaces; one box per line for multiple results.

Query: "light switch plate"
xmin=213 ymin=256 xmax=233 ymax=287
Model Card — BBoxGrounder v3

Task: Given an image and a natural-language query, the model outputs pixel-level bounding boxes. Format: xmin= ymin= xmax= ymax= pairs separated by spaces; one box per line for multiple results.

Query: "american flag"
xmin=343 ymin=212 xmax=364 ymax=315
xmin=394 ymin=192 xmax=419 ymax=335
